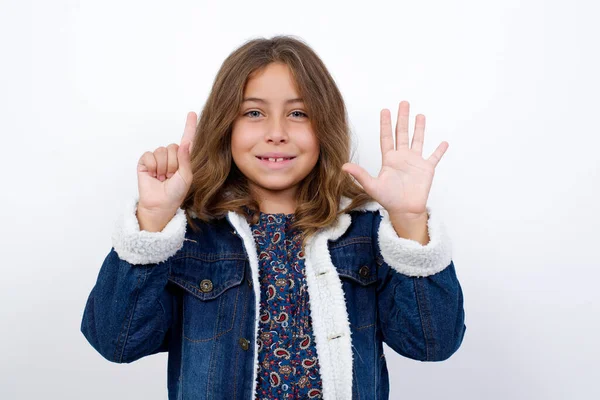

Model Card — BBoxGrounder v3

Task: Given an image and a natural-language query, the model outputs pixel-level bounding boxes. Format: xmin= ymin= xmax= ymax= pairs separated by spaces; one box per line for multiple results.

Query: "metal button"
xmin=247 ymin=277 xmax=252 ymax=288
xmin=359 ymin=265 xmax=370 ymax=277
xmin=199 ymin=279 xmax=213 ymax=292
xmin=239 ymin=337 xmax=249 ymax=351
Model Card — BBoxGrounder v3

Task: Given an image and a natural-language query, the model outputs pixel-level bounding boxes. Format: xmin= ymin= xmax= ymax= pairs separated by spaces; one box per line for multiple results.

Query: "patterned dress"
xmin=250 ymin=211 xmax=323 ymax=399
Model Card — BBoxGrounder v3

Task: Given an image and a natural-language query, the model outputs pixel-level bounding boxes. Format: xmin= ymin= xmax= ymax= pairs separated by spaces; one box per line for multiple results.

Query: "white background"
xmin=1 ymin=0 xmax=598 ymax=399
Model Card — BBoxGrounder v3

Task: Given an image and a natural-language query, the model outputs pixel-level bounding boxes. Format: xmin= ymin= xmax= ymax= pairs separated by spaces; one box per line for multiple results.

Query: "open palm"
xmin=342 ymin=101 xmax=448 ymax=217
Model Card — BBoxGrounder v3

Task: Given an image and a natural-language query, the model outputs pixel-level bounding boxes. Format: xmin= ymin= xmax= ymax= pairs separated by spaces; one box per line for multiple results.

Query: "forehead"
xmin=243 ymin=63 xmax=302 ymax=101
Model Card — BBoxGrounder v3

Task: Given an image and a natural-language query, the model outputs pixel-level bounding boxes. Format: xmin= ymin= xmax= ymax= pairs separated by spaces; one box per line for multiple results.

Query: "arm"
xmin=80 ymin=196 xmax=187 ymax=363
xmin=374 ymin=207 xmax=466 ymax=361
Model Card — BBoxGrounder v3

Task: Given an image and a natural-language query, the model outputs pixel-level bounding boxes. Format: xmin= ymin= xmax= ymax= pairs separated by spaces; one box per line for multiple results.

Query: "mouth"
xmin=255 ymin=156 xmax=297 ymax=169
xmin=256 ymin=156 xmax=296 ymax=162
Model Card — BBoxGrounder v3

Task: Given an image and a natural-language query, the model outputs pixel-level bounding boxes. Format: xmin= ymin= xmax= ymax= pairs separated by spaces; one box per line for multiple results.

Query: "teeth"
xmin=261 ymin=157 xmax=292 ymax=162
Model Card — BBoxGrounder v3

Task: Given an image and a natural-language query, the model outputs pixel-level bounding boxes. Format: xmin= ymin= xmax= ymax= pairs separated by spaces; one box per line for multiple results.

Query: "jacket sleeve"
xmin=373 ymin=207 xmax=466 ymax=361
xmin=80 ymin=195 xmax=187 ymax=363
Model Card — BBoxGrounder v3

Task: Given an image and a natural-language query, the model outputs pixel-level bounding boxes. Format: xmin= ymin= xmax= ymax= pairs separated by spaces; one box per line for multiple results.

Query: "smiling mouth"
xmin=256 ymin=156 xmax=296 ymax=162
xmin=255 ymin=156 xmax=297 ymax=168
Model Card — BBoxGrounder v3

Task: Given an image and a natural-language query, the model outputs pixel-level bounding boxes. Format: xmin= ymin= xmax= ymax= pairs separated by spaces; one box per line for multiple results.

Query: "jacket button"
xmin=247 ymin=277 xmax=252 ymax=288
xmin=239 ymin=337 xmax=249 ymax=351
xmin=359 ymin=265 xmax=370 ymax=277
xmin=199 ymin=279 xmax=213 ymax=292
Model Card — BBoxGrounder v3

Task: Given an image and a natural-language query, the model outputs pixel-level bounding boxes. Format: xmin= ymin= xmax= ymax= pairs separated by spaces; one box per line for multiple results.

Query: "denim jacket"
xmin=80 ymin=196 xmax=466 ymax=399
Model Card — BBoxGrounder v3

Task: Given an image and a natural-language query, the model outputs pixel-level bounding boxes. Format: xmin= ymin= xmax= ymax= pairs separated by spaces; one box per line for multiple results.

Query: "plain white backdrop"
xmin=1 ymin=0 xmax=598 ymax=398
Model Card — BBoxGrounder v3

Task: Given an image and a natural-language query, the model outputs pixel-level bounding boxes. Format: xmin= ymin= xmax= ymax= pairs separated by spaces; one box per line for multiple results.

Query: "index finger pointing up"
xmin=181 ymin=111 xmax=198 ymax=152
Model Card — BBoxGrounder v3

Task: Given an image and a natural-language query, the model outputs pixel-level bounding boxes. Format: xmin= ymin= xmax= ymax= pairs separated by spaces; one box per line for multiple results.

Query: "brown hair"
xmin=182 ymin=34 xmax=374 ymax=249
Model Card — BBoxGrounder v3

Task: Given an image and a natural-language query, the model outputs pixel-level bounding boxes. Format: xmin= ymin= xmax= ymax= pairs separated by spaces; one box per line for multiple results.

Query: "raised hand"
xmin=136 ymin=111 xmax=196 ymax=221
xmin=341 ymin=101 xmax=448 ymax=218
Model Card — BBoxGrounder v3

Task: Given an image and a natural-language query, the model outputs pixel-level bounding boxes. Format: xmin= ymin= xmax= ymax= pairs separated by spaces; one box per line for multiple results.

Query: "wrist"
xmin=136 ymin=205 xmax=179 ymax=233
xmin=388 ymin=210 xmax=430 ymax=245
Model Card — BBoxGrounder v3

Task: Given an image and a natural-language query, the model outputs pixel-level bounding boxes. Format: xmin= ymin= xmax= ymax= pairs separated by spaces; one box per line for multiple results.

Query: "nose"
xmin=265 ymin=117 xmax=289 ymax=143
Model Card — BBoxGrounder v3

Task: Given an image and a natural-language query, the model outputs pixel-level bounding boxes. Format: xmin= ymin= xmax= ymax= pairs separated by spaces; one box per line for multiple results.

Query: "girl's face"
xmin=231 ymin=62 xmax=319 ymax=213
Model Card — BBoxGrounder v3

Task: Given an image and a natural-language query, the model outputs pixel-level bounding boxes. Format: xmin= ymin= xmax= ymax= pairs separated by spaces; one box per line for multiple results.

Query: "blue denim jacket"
xmin=81 ymin=196 xmax=466 ymax=399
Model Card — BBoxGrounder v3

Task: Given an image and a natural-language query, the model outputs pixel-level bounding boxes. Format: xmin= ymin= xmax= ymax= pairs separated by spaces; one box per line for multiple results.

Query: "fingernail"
xmin=159 ymin=175 xmax=165 ymax=181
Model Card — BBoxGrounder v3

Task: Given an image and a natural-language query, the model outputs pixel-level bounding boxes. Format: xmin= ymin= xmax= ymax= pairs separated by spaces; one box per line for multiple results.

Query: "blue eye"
xmin=290 ymin=111 xmax=308 ymax=118
xmin=245 ymin=110 xmax=262 ymax=118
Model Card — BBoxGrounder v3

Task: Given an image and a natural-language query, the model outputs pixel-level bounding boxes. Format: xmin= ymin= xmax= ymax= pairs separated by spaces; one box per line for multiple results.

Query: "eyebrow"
xmin=242 ymin=97 xmax=304 ymax=105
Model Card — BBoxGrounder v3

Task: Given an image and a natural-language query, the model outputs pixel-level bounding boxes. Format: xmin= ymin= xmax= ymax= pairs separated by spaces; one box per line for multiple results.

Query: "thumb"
xmin=342 ymin=163 xmax=375 ymax=192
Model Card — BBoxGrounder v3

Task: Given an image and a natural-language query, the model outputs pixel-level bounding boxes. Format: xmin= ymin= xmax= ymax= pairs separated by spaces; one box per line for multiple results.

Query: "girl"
xmin=81 ymin=35 xmax=466 ymax=400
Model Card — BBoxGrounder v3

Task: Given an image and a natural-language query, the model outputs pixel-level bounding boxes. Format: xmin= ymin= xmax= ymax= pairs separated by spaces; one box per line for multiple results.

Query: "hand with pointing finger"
xmin=136 ymin=111 xmax=197 ymax=221
xmin=341 ymin=101 xmax=448 ymax=219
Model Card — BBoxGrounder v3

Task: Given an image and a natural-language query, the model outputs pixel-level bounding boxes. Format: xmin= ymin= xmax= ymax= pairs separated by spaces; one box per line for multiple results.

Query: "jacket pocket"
xmin=168 ymin=252 xmax=247 ymax=342
xmin=330 ymin=239 xmax=377 ymax=331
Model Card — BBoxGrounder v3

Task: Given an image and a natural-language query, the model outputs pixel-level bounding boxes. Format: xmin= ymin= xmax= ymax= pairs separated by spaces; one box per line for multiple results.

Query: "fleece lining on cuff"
xmin=111 ymin=196 xmax=187 ymax=265
xmin=377 ymin=206 xmax=452 ymax=277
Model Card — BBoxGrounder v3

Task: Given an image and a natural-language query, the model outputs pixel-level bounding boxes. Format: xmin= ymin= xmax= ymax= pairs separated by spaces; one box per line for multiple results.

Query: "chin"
xmin=256 ymin=181 xmax=297 ymax=191
xmin=250 ymin=176 xmax=300 ymax=190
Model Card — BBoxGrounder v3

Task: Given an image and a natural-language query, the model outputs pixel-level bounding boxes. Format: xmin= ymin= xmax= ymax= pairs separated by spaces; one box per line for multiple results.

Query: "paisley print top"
xmin=250 ymin=211 xmax=323 ymax=399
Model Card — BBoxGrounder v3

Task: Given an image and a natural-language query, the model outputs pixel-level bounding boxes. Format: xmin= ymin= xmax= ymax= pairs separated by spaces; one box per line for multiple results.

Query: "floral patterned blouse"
xmin=250 ymin=211 xmax=323 ymax=399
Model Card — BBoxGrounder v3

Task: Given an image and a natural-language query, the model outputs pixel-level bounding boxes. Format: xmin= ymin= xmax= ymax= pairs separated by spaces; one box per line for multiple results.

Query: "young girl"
xmin=81 ymin=35 xmax=466 ymax=400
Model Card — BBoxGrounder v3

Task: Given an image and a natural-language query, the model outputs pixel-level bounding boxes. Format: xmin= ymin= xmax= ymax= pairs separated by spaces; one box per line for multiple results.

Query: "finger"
xmin=342 ymin=162 xmax=376 ymax=193
xmin=426 ymin=141 xmax=449 ymax=168
xmin=396 ymin=101 xmax=410 ymax=150
xmin=181 ymin=111 xmax=197 ymax=154
xmin=166 ymin=143 xmax=179 ymax=178
xmin=154 ymin=147 xmax=168 ymax=181
xmin=411 ymin=114 xmax=426 ymax=155
xmin=380 ymin=109 xmax=394 ymax=158
xmin=176 ymin=138 xmax=193 ymax=185
xmin=137 ymin=151 xmax=158 ymax=178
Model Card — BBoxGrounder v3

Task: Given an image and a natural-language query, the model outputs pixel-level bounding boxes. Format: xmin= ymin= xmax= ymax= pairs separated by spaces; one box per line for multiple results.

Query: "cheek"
xmin=297 ymin=133 xmax=319 ymax=156
xmin=230 ymin=137 xmax=241 ymax=161
xmin=231 ymin=123 xmax=261 ymax=149
xmin=230 ymin=130 xmax=252 ymax=157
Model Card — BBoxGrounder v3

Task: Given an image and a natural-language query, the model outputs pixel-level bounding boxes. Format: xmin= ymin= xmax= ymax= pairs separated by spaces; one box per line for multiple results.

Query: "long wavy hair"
xmin=182 ymin=35 xmax=374 ymax=249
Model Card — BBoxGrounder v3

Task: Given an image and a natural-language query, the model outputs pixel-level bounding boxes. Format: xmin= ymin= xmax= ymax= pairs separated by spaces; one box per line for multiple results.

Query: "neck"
xmin=250 ymin=184 xmax=298 ymax=214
